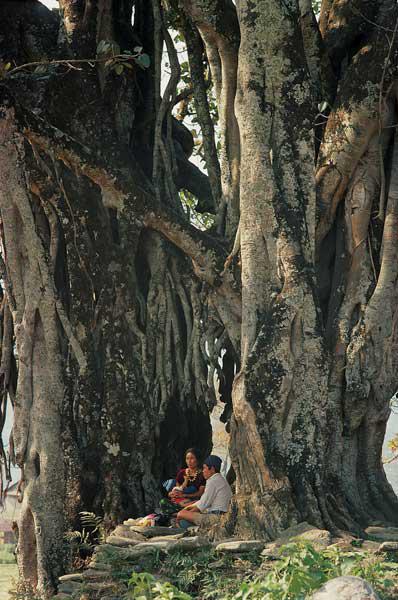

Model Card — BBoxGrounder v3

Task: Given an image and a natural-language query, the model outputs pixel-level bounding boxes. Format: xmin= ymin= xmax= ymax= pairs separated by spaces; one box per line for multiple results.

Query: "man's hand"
xmin=184 ymin=503 xmax=199 ymax=512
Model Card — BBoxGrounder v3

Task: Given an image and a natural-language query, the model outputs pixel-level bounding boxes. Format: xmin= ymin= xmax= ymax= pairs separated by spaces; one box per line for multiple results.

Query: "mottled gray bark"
xmin=0 ymin=1 xmax=213 ymax=593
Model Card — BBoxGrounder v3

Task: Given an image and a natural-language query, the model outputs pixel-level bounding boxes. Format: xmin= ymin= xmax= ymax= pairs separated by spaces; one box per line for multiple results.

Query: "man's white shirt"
xmin=194 ymin=473 xmax=232 ymax=513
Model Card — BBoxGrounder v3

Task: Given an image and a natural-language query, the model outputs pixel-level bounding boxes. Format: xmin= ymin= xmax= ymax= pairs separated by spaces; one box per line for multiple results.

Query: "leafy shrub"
xmin=224 ymin=543 xmax=397 ymax=600
xmin=125 ymin=542 xmax=398 ymax=600
xmin=126 ymin=572 xmax=192 ymax=599
xmin=64 ymin=511 xmax=106 ymax=568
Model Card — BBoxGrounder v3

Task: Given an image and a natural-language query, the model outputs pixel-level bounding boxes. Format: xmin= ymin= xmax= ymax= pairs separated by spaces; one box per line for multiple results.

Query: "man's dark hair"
xmin=203 ymin=455 xmax=222 ymax=473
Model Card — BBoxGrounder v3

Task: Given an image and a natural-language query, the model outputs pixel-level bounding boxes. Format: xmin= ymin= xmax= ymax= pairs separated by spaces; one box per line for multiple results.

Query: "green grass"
xmin=0 ymin=544 xmax=16 ymax=564
xmin=0 ymin=563 xmax=18 ymax=600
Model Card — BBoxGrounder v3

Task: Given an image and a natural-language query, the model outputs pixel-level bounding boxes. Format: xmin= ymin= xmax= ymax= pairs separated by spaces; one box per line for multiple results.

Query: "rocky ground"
xmin=51 ymin=521 xmax=398 ymax=600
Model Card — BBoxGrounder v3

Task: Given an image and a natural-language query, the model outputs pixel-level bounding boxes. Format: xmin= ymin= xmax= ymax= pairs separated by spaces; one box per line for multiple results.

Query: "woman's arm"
xmin=183 ymin=485 xmax=205 ymax=499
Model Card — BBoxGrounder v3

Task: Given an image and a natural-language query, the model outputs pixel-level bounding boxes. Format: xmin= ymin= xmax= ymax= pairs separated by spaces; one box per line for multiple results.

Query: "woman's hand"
xmin=170 ymin=487 xmax=183 ymax=499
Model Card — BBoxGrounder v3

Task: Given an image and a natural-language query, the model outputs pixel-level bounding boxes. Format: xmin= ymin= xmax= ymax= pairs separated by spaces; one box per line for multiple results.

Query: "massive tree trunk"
xmin=1 ymin=0 xmax=398 ymax=594
xmin=0 ymin=1 xmax=213 ymax=593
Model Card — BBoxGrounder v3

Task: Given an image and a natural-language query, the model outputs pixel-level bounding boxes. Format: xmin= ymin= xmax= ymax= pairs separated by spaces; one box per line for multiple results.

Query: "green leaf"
xmin=135 ymin=53 xmax=151 ymax=69
xmin=114 ymin=63 xmax=124 ymax=75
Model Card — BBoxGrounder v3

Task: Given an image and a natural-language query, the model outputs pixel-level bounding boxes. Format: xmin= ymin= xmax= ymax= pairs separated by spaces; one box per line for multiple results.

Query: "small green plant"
xmin=126 ymin=572 xmax=192 ymax=599
xmin=65 ymin=511 xmax=106 ymax=569
xmin=222 ymin=543 xmax=398 ymax=600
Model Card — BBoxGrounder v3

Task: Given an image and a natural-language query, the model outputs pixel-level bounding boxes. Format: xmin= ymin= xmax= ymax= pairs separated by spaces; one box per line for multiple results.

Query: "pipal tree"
xmin=0 ymin=0 xmax=398 ymax=595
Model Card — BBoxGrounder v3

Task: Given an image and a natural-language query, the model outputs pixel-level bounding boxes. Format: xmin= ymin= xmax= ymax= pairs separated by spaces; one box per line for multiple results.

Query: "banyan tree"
xmin=0 ymin=0 xmax=397 ymax=594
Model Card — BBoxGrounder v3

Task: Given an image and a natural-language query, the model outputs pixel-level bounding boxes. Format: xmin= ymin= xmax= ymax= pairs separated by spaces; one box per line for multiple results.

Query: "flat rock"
xmin=95 ymin=543 xmax=126 ymax=555
xmin=82 ymin=568 xmax=111 ymax=580
xmin=134 ymin=539 xmax=178 ymax=552
xmin=111 ymin=525 xmax=146 ymax=541
xmin=293 ymin=528 xmax=332 ymax=548
xmin=377 ymin=541 xmax=398 ymax=553
xmin=277 ymin=522 xmax=318 ymax=541
xmin=130 ymin=526 xmax=182 ymax=538
xmin=327 ymin=540 xmax=357 ymax=552
xmin=58 ymin=581 xmax=82 ymax=594
xmin=88 ymin=562 xmax=112 ymax=571
xmin=261 ymin=542 xmax=280 ymax=560
xmin=311 ymin=576 xmax=380 ymax=599
xmin=360 ymin=540 xmax=381 ymax=552
xmin=172 ymin=536 xmax=211 ymax=551
xmin=216 ymin=540 xmax=266 ymax=553
xmin=148 ymin=533 xmax=185 ymax=542
xmin=274 ymin=522 xmax=332 ymax=549
xmin=105 ymin=535 xmax=141 ymax=547
xmin=84 ymin=581 xmax=117 ymax=591
xmin=119 ymin=545 xmax=158 ymax=559
xmin=58 ymin=573 xmax=83 ymax=583
xmin=365 ymin=526 xmax=398 ymax=542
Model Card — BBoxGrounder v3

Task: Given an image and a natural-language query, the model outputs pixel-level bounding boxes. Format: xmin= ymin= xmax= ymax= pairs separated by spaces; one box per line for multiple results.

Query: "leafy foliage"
xmin=64 ymin=511 xmax=106 ymax=569
xmin=96 ymin=39 xmax=150 ymax=74
xmin=119 ymin=543 xmax=398 ymax=600
xmin=180 ymin=190 xmax=215 ymax=230
xmin=312 ymin=0 xmax=322 ymax=14
xmin=126 ymin=572 xmax=192 ymax=600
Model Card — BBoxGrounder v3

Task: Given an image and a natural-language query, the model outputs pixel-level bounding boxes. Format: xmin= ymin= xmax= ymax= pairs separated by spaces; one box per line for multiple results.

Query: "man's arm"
xmin=195 ymin=478 xmax=216 ymax=513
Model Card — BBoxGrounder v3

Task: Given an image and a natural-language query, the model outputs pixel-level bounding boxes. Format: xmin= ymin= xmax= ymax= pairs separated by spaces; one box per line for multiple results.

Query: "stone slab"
xmin=82 ymin=568 xmax=111 ymax=580
xmin=111 ymin=525 xmax=146 ymax=541
xmin=311 ymin=575 xmax=380 ymax=599
xmin=172 ymin=536 xmax=211 ymax=552
xmin=216 ymin=540 xmax=266 ymax=553
xmin=58 ymin=573 xmax=83 ymax=583
xmin=261 ymin=542 xmax=280 ymax=560
xmin=377 ymin=541 xmax=398 ymax=553
xmin=58 ymin=581 xmax=82 ymax=594
xmin=88 ymin=561 xmax=112 ymax=571
xmin=134 ymin=539 xmax=178 ymax=552
xmin=365 ymin=526 xmax=398 ymax=542
xmin=148 ymin=533 xmax=185 ymax=542
xmin=105 ymin=535 xmax=141 ymax=547
xmin=293 ymin=528 xmax=332 ymax=548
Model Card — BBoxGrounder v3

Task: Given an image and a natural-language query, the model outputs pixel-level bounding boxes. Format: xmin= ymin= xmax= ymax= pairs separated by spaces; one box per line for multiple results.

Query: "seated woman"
xmin=162 ymin=448 xmax=205 ymax=511
xmin=170 ymin=447 xmax=206 ymax=506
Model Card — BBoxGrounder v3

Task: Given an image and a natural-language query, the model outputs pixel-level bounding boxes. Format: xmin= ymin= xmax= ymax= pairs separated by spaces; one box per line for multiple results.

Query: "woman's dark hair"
xmin=185 ymin=447 xmax=201 ymax=462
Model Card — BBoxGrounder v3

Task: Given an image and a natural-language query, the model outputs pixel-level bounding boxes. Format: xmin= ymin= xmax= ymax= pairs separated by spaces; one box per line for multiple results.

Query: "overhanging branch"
xmin=0 ymin=85 xmax=227 ymax=287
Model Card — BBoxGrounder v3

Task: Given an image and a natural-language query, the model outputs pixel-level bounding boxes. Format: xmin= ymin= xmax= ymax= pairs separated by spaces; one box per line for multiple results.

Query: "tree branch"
xmin=180 ymin=0 xmax=241 ymax=237
xmin=0 ymin=85 xmax=227 ymax=287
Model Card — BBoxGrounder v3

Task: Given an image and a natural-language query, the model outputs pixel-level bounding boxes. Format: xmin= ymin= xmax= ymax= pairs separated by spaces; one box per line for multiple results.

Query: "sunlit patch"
xmin=39 ymin=0 xmax=59 ymax=8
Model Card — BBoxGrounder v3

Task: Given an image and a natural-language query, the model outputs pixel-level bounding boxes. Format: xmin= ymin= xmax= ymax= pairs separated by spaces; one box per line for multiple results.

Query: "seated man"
xmin=176 ymin=455 xmax=232 ymax=527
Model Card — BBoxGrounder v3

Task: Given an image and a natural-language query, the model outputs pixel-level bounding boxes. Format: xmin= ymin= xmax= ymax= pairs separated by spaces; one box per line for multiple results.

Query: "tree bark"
xmin=0 ymin=1 xmax=214 ymax=592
